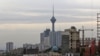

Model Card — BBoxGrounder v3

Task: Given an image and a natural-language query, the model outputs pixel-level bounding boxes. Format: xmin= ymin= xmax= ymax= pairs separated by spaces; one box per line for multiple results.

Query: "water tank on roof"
xmin=71 ymin=26 xmax=76 ymax=29
xmin=70 ymin=26 xmax=77 ymax=32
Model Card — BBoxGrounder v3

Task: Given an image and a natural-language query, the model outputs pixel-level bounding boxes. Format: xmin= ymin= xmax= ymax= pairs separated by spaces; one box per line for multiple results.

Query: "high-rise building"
xmin=64 ymin=26 xmax=80 ymax=53
xmin=49 ymin=31 xmax=62 ymax=47
xmin=61 ymin=26 xmax=80 ymax=54
xmin=61 ymin=32 xmax=70 ymax=55
xmin=6 ymin=42 xmax=13 ymax=52
xmin=40 ymin=29 xmax=50 ymax=44
xmin=40 ymin=30 xmax=63 ymax=51
xmin=40 ymin=29 xmax=51 ymax=51
xmin=40 ymin=29 xmax=63 ymax=51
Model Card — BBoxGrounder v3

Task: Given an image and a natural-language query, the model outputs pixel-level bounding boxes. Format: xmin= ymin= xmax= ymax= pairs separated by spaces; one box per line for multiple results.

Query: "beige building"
xmin=62 ymin=26 xmax=80 ymax=53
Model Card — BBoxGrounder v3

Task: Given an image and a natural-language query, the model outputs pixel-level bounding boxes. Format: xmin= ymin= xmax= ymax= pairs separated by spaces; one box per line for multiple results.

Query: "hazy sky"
xmin=0 ymin=0 xmax=99 ymax=50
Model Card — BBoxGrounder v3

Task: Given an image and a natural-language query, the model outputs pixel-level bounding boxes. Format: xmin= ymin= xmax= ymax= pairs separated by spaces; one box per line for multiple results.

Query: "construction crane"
xmin=79 ymin=26 xmax=93 ymax=46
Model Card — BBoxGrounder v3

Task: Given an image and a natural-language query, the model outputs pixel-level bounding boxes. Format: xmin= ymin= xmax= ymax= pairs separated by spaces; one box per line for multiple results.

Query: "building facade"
xmin=68 ymin=26 xmax=80 ymax=53
xmin=40 ymin=29 xmax=50 ymax=44
xmin=61 ymin=33 xmax=69 ymax=55
xmin=61 ymin=26 xmax=80 ymax=53
xmin=40 ymin=29 xmax=51 ymax=51
xmin=49 ymin=31 xmax=62 ymax=47
xmin=6 ymin=42 xmax=14 ymax=52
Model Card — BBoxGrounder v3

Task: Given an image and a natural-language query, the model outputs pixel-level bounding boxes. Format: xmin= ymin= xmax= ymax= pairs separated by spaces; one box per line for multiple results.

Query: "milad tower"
xmin=50 ymin=6 xmax=58 ymax=51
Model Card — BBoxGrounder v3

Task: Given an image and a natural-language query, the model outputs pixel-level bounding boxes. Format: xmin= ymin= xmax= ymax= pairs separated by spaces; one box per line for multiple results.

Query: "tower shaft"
xmin=52 ymin=23 xmax=55 ymax=32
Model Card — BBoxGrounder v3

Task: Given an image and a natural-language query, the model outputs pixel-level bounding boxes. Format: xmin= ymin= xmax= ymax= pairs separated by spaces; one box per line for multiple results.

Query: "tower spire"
xmin=53 ymin=4 xmax=54 ymax=16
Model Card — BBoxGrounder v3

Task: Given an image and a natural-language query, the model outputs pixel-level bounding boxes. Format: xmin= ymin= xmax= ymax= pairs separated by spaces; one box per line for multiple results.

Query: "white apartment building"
xmin=40 ymin=29 xmax=51 ymax=51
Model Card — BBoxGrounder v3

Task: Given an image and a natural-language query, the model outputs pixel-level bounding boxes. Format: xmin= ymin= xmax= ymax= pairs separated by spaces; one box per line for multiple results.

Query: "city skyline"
xmin=0 ymin=0 xmax=99 ymax=50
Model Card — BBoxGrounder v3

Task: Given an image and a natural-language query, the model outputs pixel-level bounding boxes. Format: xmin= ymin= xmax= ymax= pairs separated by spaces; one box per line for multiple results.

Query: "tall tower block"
xmin=6 ymin=42 xmax=13 ymax=52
